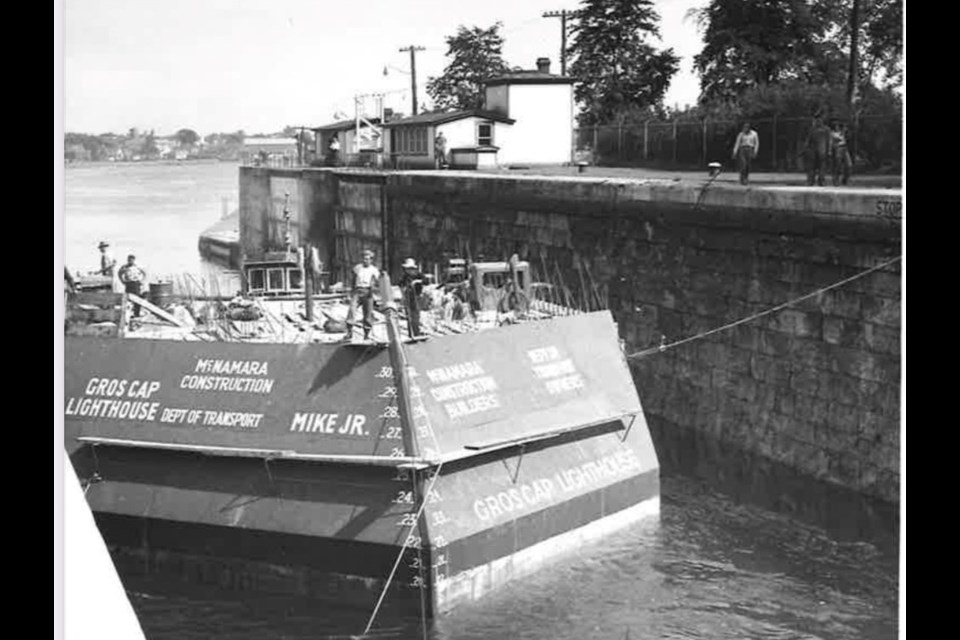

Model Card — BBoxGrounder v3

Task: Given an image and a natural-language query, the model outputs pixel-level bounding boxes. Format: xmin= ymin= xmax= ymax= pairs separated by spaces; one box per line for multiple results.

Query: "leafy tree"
xmin=140 ymin=132 xmax=159 ymax=157
xmin=689 ymin=0 xmax=830 ymax=104
xmin=225 ymin=130 xmax=245 ymax=145
xmin=567 ymin=0 xmax=680 ymax=126
xmin=426 ymin=23 xmax=511 ymax=111
xmin=690 ymin=0 xmax=903 ymax=105
xmin=175 ymin=128 xmax=200 ymax=147
xmin=860 ymin=0 xmax=903 ymax=88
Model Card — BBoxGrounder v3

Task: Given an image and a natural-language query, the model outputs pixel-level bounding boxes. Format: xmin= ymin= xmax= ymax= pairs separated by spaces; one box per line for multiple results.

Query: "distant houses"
xmin=242 ymin=137 xmax=299 ymax=166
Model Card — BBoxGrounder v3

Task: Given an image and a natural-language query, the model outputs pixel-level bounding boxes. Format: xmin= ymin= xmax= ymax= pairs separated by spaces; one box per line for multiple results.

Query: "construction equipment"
xmin=440 ymin=254 xmax=532 ymax=314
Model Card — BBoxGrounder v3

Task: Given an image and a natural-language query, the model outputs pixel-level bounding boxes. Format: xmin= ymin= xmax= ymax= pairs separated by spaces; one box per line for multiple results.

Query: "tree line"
xmin=425 ymin=0 xmax=903 ymax=126
xmin=64 ymin=126 xmax=312 ymax=163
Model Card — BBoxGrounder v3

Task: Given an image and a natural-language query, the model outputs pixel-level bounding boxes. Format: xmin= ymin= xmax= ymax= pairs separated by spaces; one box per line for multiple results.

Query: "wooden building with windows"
xmin=382 ymin=110 xmax=515 ymax=169
xmin=382 ymin=57 xmax=574 ymax=169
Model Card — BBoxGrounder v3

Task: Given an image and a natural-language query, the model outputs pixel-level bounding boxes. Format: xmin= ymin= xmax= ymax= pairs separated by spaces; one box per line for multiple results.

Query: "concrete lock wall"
xmin=239 ymin=168 xmax=902 ymax=522
xmin=239 ymin=167 xmax=338 ymax=273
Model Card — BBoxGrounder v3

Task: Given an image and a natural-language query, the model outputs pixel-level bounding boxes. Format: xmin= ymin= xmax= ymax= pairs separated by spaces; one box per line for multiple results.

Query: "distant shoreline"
xmin=64 ymin=158 xmax=240 ymax=169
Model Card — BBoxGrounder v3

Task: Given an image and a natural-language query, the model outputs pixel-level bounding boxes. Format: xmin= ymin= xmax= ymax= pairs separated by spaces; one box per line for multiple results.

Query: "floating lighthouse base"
xmin=65 ymin=311 xmax=661 ymax=616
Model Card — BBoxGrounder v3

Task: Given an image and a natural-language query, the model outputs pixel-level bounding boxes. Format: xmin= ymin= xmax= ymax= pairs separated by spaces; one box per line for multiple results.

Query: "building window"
xmin=391 ymin=127 xmax=429 ymax=155
xmin=477 ymin=122 xmax=494 ymax=146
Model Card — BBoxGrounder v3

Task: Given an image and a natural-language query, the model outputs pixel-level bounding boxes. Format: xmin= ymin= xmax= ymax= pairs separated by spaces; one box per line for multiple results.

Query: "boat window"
xmin=482 ymin=272 xmax=508 ymax=288
xmin=267 ymin=268 xmax=285 ymax=291
xmin=480 ymin=269 xmax=526 ymax=289
xmin=248 ymin=268 xmax=265 ymax=291
xmin=288 ymin=268 xmax=304 ymax=290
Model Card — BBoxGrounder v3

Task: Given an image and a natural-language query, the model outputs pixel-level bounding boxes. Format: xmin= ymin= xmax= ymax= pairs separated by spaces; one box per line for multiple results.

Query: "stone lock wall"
xmin=240 ymin=169 xmax=902 ymax=518
xmin=384 ymin=174 xmax=902 ymax=510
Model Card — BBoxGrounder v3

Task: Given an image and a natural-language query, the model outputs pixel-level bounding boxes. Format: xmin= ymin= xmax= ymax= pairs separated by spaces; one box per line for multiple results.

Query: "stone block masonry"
xmin=239 ymin=169 xmax=902 ymax=513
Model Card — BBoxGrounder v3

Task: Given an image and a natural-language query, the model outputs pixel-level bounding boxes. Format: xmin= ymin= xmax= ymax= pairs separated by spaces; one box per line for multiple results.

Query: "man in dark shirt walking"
xmin=804 ymin=115 xmax=832 ymax=186
xmin=118 ymin=254 xmax=147 ymax=318
xmin=398 ymin=258 xmax=425 ymax=338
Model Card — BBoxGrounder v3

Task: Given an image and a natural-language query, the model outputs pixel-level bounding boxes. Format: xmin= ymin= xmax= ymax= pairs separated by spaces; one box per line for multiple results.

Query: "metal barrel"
xmin=149 ymin=281 xmax=175 ymax=309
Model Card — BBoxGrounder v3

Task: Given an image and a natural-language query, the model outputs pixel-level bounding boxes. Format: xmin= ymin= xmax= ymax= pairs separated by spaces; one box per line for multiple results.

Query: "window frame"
xmin=248 ymin=268 xmax=266 ymax=292
xmin=477 ymin=121 xmax=494 ymax=147
xmin=391 ymin=126 xmax=430 ymax=156
xmin=267 ymin=268 xmax=286 ymax=292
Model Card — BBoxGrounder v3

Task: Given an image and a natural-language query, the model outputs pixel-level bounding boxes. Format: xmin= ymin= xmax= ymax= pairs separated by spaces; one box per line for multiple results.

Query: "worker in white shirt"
xmin=732 ymin=122 xmax=759 ymax=186
xmin=349 ymin=249 xmax=381 ymax=341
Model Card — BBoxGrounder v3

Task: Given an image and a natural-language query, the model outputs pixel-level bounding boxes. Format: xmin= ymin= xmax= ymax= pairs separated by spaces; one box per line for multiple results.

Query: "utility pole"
xmin=542 ymin=9 xmax=580 ymax=75
xmin=399 ymin=45 xmax=425 ymax=115
xmin=847 ymin=0 xmax=861 ymax=109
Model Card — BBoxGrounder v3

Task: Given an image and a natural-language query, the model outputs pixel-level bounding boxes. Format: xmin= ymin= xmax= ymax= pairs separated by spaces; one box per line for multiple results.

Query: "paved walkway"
xmin=474 ymin=165 xmax=903 ymax=191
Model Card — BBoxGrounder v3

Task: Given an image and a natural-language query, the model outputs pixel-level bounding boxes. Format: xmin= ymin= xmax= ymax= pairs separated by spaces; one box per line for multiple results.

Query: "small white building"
xmin=382 ymin=57 xmax=574 ymax=169
xmin=383 ymin=110 xmax=516 ymax=169
xmin=483 ymin=58 xmax=575 ymax=166
xmin=312 ymin=120 xmax=383 ymax=166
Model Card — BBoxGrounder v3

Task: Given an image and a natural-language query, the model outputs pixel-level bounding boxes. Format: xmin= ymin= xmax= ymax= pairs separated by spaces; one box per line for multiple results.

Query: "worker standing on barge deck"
xmin=349 ymin=249 xmax=381 ymax=341
xmin=399 ymin=258 xmax=425 ymax=338
xmin=118 ymin=254 xmax=147 ymax=318
xmin=98 ymin=241 xmax=116 ymax=276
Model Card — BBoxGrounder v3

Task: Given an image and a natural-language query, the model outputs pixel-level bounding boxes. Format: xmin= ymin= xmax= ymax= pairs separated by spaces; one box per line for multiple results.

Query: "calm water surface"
xmin=62 ymin=162 xmax=900 ymax=640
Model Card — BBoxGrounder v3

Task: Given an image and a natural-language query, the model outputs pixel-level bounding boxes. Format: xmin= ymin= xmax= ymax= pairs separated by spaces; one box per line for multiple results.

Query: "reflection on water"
xmin=65 ymin=162 xmax=899 ymax=640
xmin=125 ymin=476 xmax=897 ymax=640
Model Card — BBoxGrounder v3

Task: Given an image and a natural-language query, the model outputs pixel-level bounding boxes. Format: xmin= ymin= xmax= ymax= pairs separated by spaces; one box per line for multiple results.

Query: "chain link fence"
xmin=574 ymin=114 xmax=902 ymax=173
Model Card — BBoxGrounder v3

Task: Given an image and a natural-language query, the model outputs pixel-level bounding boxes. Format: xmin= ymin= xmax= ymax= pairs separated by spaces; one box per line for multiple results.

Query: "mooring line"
xmin=626 ymin=255 xmax=902 ymax=360
xmin=361 ymin=465 xmax=443 ymax=637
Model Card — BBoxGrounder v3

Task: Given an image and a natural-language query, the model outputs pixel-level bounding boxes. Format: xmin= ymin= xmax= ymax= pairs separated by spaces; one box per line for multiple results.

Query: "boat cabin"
xmin=243 ymin=252 xmax=305 ymax=298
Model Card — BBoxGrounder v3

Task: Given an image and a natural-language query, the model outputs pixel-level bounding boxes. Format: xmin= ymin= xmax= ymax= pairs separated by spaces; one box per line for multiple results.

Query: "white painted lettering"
xmin=527 ymin=346 xmax=561 ymax=364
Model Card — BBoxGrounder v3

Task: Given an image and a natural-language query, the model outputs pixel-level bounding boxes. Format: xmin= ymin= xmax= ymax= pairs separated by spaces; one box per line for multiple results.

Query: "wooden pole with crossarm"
xmin=399 ymin=45 xmax=426 ymax=115
xmin=541 ymin=9 xmax=581 ymax=75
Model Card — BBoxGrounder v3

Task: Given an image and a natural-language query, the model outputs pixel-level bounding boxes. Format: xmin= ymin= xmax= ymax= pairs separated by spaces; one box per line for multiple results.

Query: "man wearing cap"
xmin=399 ymin=258 xmax=425 ymax=338
xmin=350 ymin=249 xmax=381 ymax=341
xmin=118 ymin=254 xmax=147 ymax=318
xmin=98 ymin=241 xmax=116 ymax=277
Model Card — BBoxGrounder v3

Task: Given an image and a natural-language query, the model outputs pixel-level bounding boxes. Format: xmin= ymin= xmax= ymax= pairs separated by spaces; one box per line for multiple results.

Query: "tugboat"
xmin=63 ymin=243 xmax=660 ymax=622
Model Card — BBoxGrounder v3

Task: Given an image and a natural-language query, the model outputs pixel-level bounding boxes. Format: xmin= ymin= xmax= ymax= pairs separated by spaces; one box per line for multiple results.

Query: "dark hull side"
xmin=65 ymin=311 xmax=661 ymax=615
xmin=69 ymin=422 xmax=659 ymax=615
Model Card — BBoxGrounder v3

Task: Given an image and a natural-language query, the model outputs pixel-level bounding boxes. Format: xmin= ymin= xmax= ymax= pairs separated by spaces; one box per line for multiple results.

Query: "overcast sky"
xmin=63 ymin=0 xmax=708 ymax=136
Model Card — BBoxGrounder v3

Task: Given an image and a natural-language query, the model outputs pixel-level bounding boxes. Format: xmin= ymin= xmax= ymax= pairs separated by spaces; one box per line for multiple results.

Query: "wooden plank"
xmin=75 ymin=436 xmax=433 ymax=467
xmin=75 ymin=292 xmax=123 ymax=306
xmin=65 ymin=323 xmax=119 ymax=338
xmin=127 ymin=293 xmax=190 ymax=327
xmin=78 ymin=308 xmax=121 ymax=323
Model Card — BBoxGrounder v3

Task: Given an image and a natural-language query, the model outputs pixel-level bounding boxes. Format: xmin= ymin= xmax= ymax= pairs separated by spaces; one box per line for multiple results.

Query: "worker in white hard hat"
xmin=398 ymin=257 xmax=425 ymax=338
